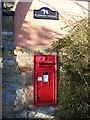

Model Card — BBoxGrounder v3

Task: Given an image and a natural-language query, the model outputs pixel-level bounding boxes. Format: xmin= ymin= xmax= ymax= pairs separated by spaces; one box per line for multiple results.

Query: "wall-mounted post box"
xmin=34 ymin=54 xmax=57 ymax=106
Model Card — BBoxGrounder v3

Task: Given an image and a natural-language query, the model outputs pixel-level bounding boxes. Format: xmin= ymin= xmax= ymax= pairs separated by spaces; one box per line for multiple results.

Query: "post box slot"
xmin=39 ymin=62 xmax=53 ymax=66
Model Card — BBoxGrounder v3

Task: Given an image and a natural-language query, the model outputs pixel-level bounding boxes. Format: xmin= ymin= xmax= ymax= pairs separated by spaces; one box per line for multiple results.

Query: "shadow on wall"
xmin=14 ymin=1 xmax=32 ymax=47
xmin=15 ymin=23 xmax=59 ymax=48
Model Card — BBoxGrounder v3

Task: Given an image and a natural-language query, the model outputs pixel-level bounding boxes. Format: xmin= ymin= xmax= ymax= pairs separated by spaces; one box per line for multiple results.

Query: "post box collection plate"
xmin=34 ymin=54 xmax=57 ymax=106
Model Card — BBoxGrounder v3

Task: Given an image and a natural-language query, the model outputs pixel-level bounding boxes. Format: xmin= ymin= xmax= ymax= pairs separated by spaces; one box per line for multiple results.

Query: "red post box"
xmin=34 ymin=54 xmax=57 ymax=106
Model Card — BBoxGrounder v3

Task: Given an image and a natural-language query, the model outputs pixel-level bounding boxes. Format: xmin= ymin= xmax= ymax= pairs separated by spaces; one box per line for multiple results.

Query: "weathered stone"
xmin=19 ymin=67 xmax=32 ymax=73
xmin=2 ymin=105 xmax=14 ymax=117
xmin=27 ymin=111 xmax=36 ymax=118
xmin=14 ymin=47 xmax=34 ymax=67
xmin=19 ymin=73 xmax=26 ymax=87
xmin=25 ymin=86 xmax=33 ymax=100
xmin=28 ymin=105 xmax=37 ymax=110
xmin=4 ymin=113 xmax=16 ymax=118
xmin=19 ymin=72 xmax=33 ymax=87
xmin=2 ymin=32 xmax=13 ymax=36
xmin=24 ymin=106 xmax=54 ymax=119
xmin=3 ymin=59 xmax=16 ymax=67
xmin=15 ymin=110 xmax=27 ymax=118
xmin=2 ymin=67 xmax=21 ymax=117
xmin=2 ymin=66 xmax=16 ymax=75
xmin=2 ymin=90 xmax=15 ymax=116
xmin=37 ymin=106 xmax=55 ymax=115
xmin=16 ymin=88 xmax=24 ymax=97
xmin=2 ymin=40 xmax=14 ymax=50
xmin=34 ymin=112 xmax=54 ymax=119
xmin=25 ymin=72 xmax=33 ymax=86
xmin=21 ymin=110 xmax=29 ymax=118
xmin=13 ymin=97 xmax=24 ymax=111
xmin=14 ymin=88 xmax=26 ymax=111
xmin=0 ymin=58 xmax=2 ymax=67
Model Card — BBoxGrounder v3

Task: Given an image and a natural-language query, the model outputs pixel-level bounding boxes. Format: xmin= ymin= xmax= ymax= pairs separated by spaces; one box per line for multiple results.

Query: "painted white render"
xmin=14 ymin=0 xmax=89 ymax=49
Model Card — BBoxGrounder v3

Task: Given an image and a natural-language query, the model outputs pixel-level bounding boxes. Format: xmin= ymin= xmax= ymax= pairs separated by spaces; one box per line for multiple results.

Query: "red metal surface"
xmin=34 ymin=54 xmax=57 ymax=106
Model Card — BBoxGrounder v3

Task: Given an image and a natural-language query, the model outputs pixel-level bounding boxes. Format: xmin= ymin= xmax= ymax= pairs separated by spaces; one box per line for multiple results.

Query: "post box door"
xmin=37 ymin=72 xmax=55 ymax=102
xmin=34 ymin=54 xmax=57 ymax=106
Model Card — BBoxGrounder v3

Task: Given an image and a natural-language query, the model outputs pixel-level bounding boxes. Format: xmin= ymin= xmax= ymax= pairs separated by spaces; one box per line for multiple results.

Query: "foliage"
xmin=46 ymin=18 xmax=90 ymax=119
xmin=55 ymin=81 xmax=89 ymax=120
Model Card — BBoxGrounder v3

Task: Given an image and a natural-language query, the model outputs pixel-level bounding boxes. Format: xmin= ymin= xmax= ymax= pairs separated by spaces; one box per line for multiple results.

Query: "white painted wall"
xmin=14 ymin=0 xmax=89 ymax=49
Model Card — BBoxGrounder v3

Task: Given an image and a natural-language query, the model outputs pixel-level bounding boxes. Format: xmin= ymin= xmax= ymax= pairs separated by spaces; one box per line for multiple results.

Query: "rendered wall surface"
xmin=14 ymin=0 xmax=88 ymax=50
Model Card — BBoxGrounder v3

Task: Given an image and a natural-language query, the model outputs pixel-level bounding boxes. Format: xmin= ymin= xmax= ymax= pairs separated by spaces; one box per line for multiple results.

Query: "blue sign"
xmin=33 ymin=7 xmax=59 ymax=20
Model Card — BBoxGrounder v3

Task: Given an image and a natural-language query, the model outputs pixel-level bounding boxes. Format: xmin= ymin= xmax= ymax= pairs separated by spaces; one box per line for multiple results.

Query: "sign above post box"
xmin=33 ymin=7 xmax=59 ymax=20
xmin=34 ymin=54 xmax=58 ymax=106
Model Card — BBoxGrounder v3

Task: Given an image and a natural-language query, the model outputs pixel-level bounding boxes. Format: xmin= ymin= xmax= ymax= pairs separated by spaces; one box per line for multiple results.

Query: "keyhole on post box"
xmin=43 ymin=73 xmax=48 ymax=82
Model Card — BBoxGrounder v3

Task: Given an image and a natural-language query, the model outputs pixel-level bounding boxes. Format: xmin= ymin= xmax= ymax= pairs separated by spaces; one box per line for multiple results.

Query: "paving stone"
xmin=27 ymin=111 xmax=36 ymax=118
xmin=34 ymin=112 xmax=54 ymax=119
xmin=21 ymin=110 xmax=29 ymax=118
xmin=37 ymin=106 xmax=55 ymax=115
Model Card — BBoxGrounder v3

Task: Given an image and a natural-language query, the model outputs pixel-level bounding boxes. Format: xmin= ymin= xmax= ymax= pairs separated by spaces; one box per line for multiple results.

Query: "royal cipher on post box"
xmin=34 ymin=54 xmax=57 ymax=106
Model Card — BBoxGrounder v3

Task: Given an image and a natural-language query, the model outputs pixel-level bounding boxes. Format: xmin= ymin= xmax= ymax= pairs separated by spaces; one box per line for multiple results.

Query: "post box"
xmin=34 ymin=54 xmax=57 ymax=106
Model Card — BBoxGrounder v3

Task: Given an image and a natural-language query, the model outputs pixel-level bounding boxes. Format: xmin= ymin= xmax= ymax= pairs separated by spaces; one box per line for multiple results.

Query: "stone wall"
xmin=2 ymin=34 xmax=35 ymax=117
xmin=2 ymin=43 xmax=55 ymax=118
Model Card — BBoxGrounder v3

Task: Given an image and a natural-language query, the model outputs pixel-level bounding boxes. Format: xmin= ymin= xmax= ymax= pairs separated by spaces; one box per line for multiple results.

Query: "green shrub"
xmin=46 ymin=18 xmax=90 ymax=119
xmin=55 ymin=81 xmax=89 ymax=119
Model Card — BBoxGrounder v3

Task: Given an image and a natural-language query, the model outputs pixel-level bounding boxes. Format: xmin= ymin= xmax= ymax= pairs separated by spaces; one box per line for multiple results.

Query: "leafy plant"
xmin=46 ymin=18 xmax=90 ymax=119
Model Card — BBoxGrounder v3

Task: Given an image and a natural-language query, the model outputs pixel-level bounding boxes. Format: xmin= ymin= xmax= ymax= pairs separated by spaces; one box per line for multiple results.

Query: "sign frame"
xmin=33 ymin=7 xmax=59 ymax=20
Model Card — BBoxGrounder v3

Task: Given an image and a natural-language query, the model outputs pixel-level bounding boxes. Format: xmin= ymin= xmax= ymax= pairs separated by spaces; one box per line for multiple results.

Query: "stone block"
xmin=3 ymin=59 xmax=16 ymax=67
xmin=14 ymin=46 xmax=34 ymax=67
